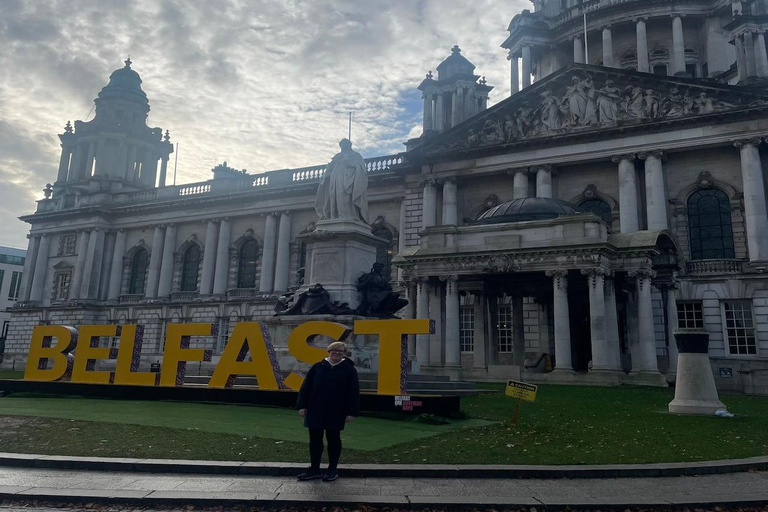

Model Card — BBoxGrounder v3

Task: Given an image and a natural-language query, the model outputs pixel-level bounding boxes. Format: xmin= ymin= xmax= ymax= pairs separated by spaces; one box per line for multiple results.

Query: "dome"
xmin=473 ymin=197 xmax=585 ymax=225
xmin=436 ymin=45 xmax=476 ymax=80
xmin=96 ymin=58 xmax=148 ymax=106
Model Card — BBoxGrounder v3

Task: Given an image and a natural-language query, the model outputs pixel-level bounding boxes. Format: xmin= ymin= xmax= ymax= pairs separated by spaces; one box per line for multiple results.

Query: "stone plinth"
xmin=668 ymin=329 xmax=727 ymax=415
xmin=301 ymin=219 xmax=387 ymax=311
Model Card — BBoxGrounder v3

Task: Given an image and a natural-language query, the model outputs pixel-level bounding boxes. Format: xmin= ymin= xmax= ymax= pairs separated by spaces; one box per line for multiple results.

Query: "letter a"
xmin=209 ymin=322 xmax=283 ymax=390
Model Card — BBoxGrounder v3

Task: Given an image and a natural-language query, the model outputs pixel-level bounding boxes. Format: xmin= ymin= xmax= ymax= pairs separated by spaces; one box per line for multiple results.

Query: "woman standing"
xmin=296 ymin=341 xmax=360 ymax=481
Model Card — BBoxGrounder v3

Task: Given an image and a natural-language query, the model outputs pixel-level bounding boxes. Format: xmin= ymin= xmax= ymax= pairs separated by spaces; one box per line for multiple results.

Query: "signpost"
xmin=504 ymin=380 xmax=538 ymax=425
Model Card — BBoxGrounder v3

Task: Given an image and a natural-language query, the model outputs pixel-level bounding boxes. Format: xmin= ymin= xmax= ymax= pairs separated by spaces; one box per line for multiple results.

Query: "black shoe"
xmin=297 ymin=469 xmax=323 ymax=481
xmin=322 ymin=469 xmax=339 ymax=481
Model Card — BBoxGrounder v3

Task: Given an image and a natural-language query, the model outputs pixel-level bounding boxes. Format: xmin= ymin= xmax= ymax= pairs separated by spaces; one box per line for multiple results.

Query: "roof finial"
xmin=164 ymin=129 xmax=171 ymax=142
xmin=64 ymin=121 xmax=73 ymax=133
xmin=124 ymin=56 xmax=132 ymax=68
xmin=451 ymin=44 xmax=461 ymax=54
xmin=426 ymin=70 xmax=433 ymax=80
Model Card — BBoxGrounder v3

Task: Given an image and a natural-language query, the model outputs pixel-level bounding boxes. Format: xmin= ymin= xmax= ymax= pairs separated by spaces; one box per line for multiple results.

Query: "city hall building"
xmin=5 ymin=0 xmax=768 ymax=395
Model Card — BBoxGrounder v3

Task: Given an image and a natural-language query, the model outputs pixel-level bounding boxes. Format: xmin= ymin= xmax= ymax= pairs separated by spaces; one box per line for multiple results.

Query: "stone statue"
xmin=596 ymin=80 xmax=621 ymax=125
xmin=275 ymin=283 xmax=354 ymax=316
xmin=315 ymin=138 xmax=369 ymax=223
xmin=355 ymin=262 xmax=408 ymax=317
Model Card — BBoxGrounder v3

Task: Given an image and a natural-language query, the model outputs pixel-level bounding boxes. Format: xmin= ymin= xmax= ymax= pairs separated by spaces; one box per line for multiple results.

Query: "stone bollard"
xmin=668 ymin=328 xmax=727 ymax=415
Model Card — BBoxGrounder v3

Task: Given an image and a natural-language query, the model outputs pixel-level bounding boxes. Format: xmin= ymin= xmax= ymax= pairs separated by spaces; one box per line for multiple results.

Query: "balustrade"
xmin=686 ymin=259 xmax=744 ymax=275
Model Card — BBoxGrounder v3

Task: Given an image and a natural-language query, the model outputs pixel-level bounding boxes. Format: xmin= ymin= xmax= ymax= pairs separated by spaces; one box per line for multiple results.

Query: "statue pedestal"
xmin=301 ymin=219 xmax=387 ymax=311
xmin=668 ymin=329 xmax=727 ymax=415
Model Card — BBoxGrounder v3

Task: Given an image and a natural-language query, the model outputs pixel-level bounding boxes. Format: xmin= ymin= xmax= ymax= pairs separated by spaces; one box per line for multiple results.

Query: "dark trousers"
xmin=308 ymin=428 xmax=342 ymax=470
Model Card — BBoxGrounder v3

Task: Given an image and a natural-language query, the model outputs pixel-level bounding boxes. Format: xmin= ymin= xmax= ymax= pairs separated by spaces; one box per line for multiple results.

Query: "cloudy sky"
xmin=0 ymin=0 xmax=525 ymax=249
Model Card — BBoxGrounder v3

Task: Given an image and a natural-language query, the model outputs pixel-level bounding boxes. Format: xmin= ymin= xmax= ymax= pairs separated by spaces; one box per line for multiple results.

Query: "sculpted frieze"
xmin=433 ymin=70 xmax=764 ymax=153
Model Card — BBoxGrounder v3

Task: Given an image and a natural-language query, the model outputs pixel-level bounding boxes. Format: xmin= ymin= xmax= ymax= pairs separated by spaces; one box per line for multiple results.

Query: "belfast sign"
xmin=23 ymin=320 xmax=433 ymax=395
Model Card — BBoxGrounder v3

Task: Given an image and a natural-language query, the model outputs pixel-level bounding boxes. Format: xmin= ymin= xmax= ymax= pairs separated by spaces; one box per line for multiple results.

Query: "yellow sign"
xmin=504 ymin=380 xmax=538 ymax=402
xmin=23 ymin=320 xmax=433 ymax=396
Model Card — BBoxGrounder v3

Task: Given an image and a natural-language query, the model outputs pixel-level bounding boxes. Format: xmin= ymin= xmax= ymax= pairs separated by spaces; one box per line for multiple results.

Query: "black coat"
xmin=297 ymin=358 xmax=360 ymax=431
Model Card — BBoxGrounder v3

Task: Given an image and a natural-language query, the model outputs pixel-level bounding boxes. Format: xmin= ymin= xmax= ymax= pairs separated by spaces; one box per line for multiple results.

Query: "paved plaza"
xmin=1 ymin=465 xmax=768 ymax=508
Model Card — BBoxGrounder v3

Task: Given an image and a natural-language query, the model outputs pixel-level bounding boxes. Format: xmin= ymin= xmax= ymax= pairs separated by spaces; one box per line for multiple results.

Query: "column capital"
xmin=536 ymin=164 xmax=554 ymax=172
xmin=638 ymin=150 xmax=664 ymax=160
xmin=629 ymin=268 xmax=657 ymax=283
xmin=417 ymin=177 xmax=439 ymax=187
xmin=634 ymin=16 xmax=648 ymax=22
xmin=506 ymin=167 xmax=529 ymax=176
xmin=581 ymin=267 xmax=609 ymax=286
xmin=611 ymin=153 xmax=635 ymax=163
xmin=546 ymin=269 xmax=568 ymax=289
xmin=734 ymin=137 xmax=762 ymax=148
xmin=670 ymin=13 xmax=686 ymax=18
xmin=439 ymin=275 xmax=459 ymax=283
xmin=602 ymin=24 xmax=612 ymax=31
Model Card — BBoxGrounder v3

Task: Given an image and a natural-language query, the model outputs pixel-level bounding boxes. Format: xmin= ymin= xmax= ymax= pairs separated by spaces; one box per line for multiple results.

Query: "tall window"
xmin=7 ymin=271 xmax=21 ymax=300
xmin=497 ymin=303 xmax=514 ymax=353
xmin=129 ymin=250 xmax=149 ymax=294
xmin=579 ymin=198 xmax=612 ymax=227
xmin=53 ymin=273 xmax=71 ymax=300
xmin=372 ymin=225 xmax=394 ymax=281
xmin=237 ymin=240 xmax=258 ymax=288
xmin=687 ymin=188 xmax=735 ymax=260
xmin=723 ymin=301 xmax=757 ymax=355
xmin=460 ymin=305 xmax=475 ymax=352
xmin=216 ymin=317 xmax=230 ymax=353
xmin=0 ymin=270 xmax=4 ymax=296
xmin=180 ymin=245 xmax=201 ymax=292
xmin=677 ymin=301 xmax=704 ymax=329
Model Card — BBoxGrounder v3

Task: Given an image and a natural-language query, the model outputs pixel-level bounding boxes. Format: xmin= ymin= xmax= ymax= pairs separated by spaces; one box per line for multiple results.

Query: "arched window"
xmin=687 ymin=188 xmax=735 ymax=260
xmin=129 ymin=249 xmax=149 ymax=294
xmin=372 ymin=225 xmax=394 ymax=281
xmin=237 ymin=240 xmax=258 ymax=288
xmin=579 ymin=198 xmax=612 ymax=227
xmin=180 ymin=245 xmax=201 ymax=292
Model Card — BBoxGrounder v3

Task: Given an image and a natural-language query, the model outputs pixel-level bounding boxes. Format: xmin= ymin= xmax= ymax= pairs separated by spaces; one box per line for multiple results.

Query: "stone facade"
xmin=6 ymin=1 xmax=768 ymax=395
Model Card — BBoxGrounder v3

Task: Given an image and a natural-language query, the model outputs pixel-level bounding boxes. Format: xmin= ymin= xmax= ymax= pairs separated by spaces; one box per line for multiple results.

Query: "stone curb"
xmin=2 ymin=452 xmax=768 ymax=479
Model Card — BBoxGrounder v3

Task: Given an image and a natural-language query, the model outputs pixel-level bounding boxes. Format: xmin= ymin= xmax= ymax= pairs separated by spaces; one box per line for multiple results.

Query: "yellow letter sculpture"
xmin=71 ymin=324 xmax=119 ymax=384
xmin=209 ymin=322 xmax=284 ymax=389
xmin=354 ymin=319 xmax=433 ymax=395
xmin=159 ymin=323 xmax=214 ymax=387
xmin=113 ymin=325 xmax=158 ymax=386
xmin=284 ymin=321 xmax=350 ymax=391
xmin=24 ymin=325 xmax=79 ymax=382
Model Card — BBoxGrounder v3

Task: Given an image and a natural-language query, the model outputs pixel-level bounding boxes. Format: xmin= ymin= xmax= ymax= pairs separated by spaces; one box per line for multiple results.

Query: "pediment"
xmin=416 ymin=64 xmax=768 ymax=157
xmin=53 ymin=261 xmax=74 ymax=270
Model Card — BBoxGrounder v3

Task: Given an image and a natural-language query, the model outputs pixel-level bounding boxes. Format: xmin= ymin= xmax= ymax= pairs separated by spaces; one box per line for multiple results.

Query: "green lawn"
xmin=0 ymin=371 xmax=23 ymax=379
xmin=1 ymin=384 xmax=767 ymax=464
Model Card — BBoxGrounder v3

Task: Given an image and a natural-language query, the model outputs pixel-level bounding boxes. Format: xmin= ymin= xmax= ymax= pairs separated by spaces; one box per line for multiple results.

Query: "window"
xmin=1 ymin=321 xmax=8 ymax=339
xmin=129 ymin=249 xmax=149 ymax=294
xmin=685 ymin=63 xmax=697 ymax=78
xmin=687 ymin=188 xmax=735 ymax=260
xmin=7 ymin=271 xmax=21 ymax=300
xmin=180 ymin=245 xmax=201 ymax=292
xmin=372 ymin=225 xmax=395 ymax=281
xmin=216 ymin=317 xmax=230 ymax=353
xmin=0 ymin=269 xmax=4 ymax=295
xmin=460 ymin=305 xmax=474 ymax=352
xmin=497 ymin=304 xmax=514 ymax=353
xmin=0 ymin=254 xmax=25 ymax=265
xmin=722 ymin=301 xmax=757 ymax=355
xmin=54 ymin=273 xmax=70 ymax=300
xmin=58 ymin=234 xmax=76 ymax=256
xmin=677 ymin=301 xmax=704 ymax=329
xmin=237 ymin=240 xmax=258 ymax=288
xmin=653 ymin=64 xmax=668 ymax=76
xmin=579 ymin=198 xmax=612 ymax=227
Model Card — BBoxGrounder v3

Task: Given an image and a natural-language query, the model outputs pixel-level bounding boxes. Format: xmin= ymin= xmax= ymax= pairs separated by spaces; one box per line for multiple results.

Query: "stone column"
xmin=735 ymin=138 xmax=768 ymax=261
xmin=736 ymin=36 xmax=748 ymax=81
xmin=451 ymin=90 xmax=460 ymax=128
xmin=159 ymin=156 xmax=169 ymax=187
xmin=94 ymin=139 xmax=106 ymax=176
xmin=671 ymin=15 xmax=686 ymax=75
xmin=99 ymin=231 xmax=116 ymax=300
xmin=470 ymin=292 xmax=487 ymax=369
xmin=69 ymin=143 xmax=84 ymax=181
xmin=604 ymin=276 xmax=623 ymax=370
xmin=547 ymin=270 xmax=573 ymax=372
xmin=442 ymin=178 xmax=458 ymax=225
xmin=573 ymin=36 xmax=584 ymax=63
xmin=107 ymin=230 xmax=127 ymax=301
xmin=415 ymin=278 xmax=430 ymax=366
xmin=422 ymin=179 xmax=437 ymax=229
xmin=259 ymin=213 xmax=279 ymax=292
xmin=212 ymin=218 xmax=231 ymax=295
xmin=584 ymin=268 xmax=610 ymax=370
xmin=402 ymin=281 xmax=417 ymax=357
xmin=69 ymin=230 xmax=90 ymax=300
xmin=663 ymin=284 xmax=680 ymax=377
xmin=636 ymin=18 xmax=649 ymax=72
xmin=640 ymin=150 xmax=668 ymax=230
xmin=145 ymin=225 xmax=165 ymax=298
xmin=18 ymin=235 xmax=39 ymax=302
xmin=613 ymin=154 xmax=639 ymax=233
xmin=125 ymin=145 xmax=138 ymax=181
xmin=602 ymin=25 xmax=614 ymax=67
xmin=199 ymin=220 xmax=218 ymax=296
xmin=274 ymin=211 xmax=292 ymax=293
xmin=29 ymin=234 xmax=51 ymax=303
xmin=157 ymin=224 xmax=177 ymax=298
xmin=512 ymin=295 xmax=526 ymax=366
xmin=521 ymin=45 xmax=532 ymax=88
xmin=756 ymin=32 xmax=768 ymax=77
xmin=443 ymin=276 xmax=461 ymax=367
xmin=745 ymin=32 xmax=757 ymax=78
xmin=632 ymin=270 xmax=660 ymax=373
xmin=435 ymin=94 xmax=445 ymax=132
xmin=513 ymin=169 xmax=528 ymax=199
xmin=85 ymin=141 xmax=97 ymax=178
xmin=56 ymin=146 xmax=72 ymax=183
xmin=397 ymin=201 xmax=406 ymax=283
xmin=80 ymin=228 xmax=105 ymax=299
xmin=423 ymin=93 xmax=433 ymax=132
xmin=510 ymin=55 xmax=520 ymax=94
xmin=536 ymin=165 xmax=553 ymax=198
xmin=429 ymin=283 xmax=443 ymax=366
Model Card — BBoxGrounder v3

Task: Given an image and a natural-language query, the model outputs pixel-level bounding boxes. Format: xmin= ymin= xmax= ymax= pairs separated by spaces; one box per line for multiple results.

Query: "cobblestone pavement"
xmin=1 ymin=467 xmax=768 ymax=507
